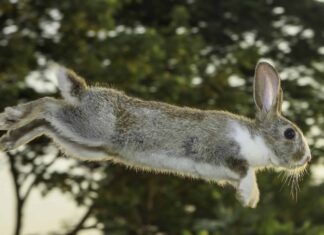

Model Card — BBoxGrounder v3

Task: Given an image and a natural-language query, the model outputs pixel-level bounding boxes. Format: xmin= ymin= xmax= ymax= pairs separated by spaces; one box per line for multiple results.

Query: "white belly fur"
xmin=118 ymin=150 xmax=240 ymax=182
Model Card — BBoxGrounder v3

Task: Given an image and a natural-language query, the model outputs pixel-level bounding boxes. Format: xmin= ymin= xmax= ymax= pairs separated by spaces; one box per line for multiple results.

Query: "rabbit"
xmin=0 ymin=61 xmax=311 ymax=208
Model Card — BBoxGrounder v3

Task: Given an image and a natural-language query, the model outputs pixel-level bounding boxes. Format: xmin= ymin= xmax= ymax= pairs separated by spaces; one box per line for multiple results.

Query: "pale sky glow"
xmin=228 ymin=74 xmax=246 ymax=87
xmin=25 ymin=66 xmax=58 ymax=94
xmin=0 ymin=154 xmax=101 ymax=235
xmin=311 ymin=164 xmax=324 ymax=185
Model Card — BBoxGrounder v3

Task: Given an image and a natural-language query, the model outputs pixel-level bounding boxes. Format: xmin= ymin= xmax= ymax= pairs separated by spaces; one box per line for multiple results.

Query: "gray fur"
xmin=258 ymin=115 xmax=308 ymax=167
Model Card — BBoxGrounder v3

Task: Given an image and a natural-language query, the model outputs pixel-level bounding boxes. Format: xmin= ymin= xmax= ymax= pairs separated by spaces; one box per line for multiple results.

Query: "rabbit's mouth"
xmin=289 ymin=162 xmax=308 ymax=170
xmin=285 ymin=155 xmax=311 ymax=171
xmin=292 ymin=147 xmax=312 ymax=168
xmin=293 ymin=154 xmax=311 ymax=168
xmin=269 ymin=155 xmax=310 ymax=170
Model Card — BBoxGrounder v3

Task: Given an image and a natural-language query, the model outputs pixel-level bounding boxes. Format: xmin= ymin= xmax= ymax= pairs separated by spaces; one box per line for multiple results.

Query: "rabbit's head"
xmin=253 ymin=61 xmax=311 ymax=170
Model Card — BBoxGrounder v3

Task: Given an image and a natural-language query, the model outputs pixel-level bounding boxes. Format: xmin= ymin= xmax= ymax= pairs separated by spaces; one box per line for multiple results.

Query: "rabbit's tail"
xmin=56 ymin=67 xmax=88 ymax=103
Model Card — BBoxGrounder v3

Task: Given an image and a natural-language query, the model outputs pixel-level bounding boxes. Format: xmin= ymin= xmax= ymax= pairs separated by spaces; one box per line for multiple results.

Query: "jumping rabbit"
xmin=0 ymin=61 xmax=311 ymax=208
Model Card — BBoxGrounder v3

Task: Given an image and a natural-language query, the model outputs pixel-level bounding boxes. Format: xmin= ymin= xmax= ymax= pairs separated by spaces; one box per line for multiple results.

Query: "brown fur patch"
xmin=292 ymin=147 xmax=304 ymax=162
xmin=225 ymin=157 xmax=249 ymax=177
xmin=182 ymin=136 xmax=199 ymax=156
xmin=126 ymin=97 xmax=205 ymax=121
xmin=163 ymin=107 xmax=205 ymax=121
xmin=66 ymin=69 xmax=87 ymax=97
xmin=114 ymin=103 xmax=137 ymax=133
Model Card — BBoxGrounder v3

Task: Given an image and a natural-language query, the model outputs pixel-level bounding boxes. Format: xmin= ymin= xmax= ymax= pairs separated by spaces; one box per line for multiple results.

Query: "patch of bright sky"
xmin=237 ymin=31 xmax=269 ymax=54
xmin=282 ymin=24 xmax=302 ymax=36
xmin=310 ymin=126 xmax=321 ymax=136
xmin=191 ymin=27 xmax=199 ymax=34
xmin=48 ymin=8 xmax=63 ymax=21
xmin=312 ymin=61 xmax=324 ymax=79
xmin=205 ymin=63 xmax=216 ymax=75
xmin=280 ymin=65 xmax=313 ymax=79
xmin=0 ymin=155 xmax=102 ymax=235
xmin=272 ymin=6 xmax=285 ymax=15
xmin=279 ymin=65 xmax=319 ymax=90
xmin=315 ymin=138 xmax=324 ymax=148
xmin=200 ymin=46 xmax=213 ymax=56
xmin=39 ymin=20 xmax=60 ymax=38
xmin=281 ymin=101 xmax=290 ymax=113
xmin=228 ymin=75 xmax=245 ymax=87
xmin=176 ymin=27 xmax=187 ymax=35
xmin=277 ymin=40 xmax=291 ymax=53
xmin=297 ymin=76 xmax=319 ymax=87
xmin=301 ymin=28 xmax=314 ymax=39
xmin=97 ymin=30 xmax=107 ymax=40
xmin=271 ymin=11 xmax=315 ymax=40
xmin=318 ymin=47 xmax=324 ymax=55
xmin=311 ymin=164 xmax=324 ymax=186
xmin=102 ymin=59 xmax=111 ymax=67
xmin=2 ymin=24 xmax=18 ymax=35
xmin=306 ymin=117 xmax=315 ymax=125
xmin=0 ymin=142 xmax=104 ymax=234
xmin=134 ymin=25 xmax=146 ymax=34
xmin=192 ymin=77 xmax=202 ymax=85
xmin=25 ymin=65 xmax=58 ymax=94
xmin=87 ymin=25 xmax=147 ymax=40
xmin=239 ymin=32 xmax=255 ymax=49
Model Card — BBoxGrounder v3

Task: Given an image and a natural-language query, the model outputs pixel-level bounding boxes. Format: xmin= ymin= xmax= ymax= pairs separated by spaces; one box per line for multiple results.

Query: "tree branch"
xmin=65 ymin=203 xmax=96 ymax=235
xmin=21 ymin=156 xmax=57 ymax=203
xmin=78 ymin=224 xmax=99 ymax=230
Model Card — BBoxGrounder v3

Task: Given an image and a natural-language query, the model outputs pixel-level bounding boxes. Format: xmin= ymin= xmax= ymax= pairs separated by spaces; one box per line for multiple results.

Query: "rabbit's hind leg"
xmin=0 ymin=119 xmax=45 ymax=151
xmin=0 ymin=119 xmax=110 ymax=160
xmin=1 ymin=97 xmax=106 ymax=149
xmin=0 ymin=97 xmax=62 ymax=131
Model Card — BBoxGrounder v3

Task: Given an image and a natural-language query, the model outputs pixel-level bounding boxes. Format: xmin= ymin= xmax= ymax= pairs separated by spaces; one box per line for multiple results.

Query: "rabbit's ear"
xmin=276 ymin=88 xmax=283 ymax=114
xmin=253 ymin=61 xmax=281 ymax=114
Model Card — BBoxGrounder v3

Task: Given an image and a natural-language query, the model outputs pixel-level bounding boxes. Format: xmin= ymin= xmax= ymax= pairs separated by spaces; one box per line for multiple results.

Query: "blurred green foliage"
xmin=1 ymin=0 xmax=324 ymax=234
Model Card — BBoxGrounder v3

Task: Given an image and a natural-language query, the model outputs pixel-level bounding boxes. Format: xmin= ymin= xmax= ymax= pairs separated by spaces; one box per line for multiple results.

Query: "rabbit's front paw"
xmin=236 ymin=168 xmax=259 ymax=208
xmin=247 ymin=185 xmax=260 ymax=208
xmin=237 ymin=187 xmax=259 ymax=208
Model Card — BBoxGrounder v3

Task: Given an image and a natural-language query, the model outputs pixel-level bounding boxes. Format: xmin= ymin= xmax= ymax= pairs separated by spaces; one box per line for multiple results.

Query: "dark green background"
xmin=1 ymin=0 xmax=324 ymax=234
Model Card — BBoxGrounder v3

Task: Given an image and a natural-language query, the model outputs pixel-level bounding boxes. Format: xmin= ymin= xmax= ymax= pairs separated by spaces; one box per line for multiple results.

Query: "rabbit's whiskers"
xmin=280 ymin=164 xmax=308 ymax=201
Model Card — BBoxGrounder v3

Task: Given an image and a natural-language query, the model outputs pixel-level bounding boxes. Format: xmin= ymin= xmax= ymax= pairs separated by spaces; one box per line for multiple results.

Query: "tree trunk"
xmin=65 ymin=204 xmax=95 ymax=235
xmin=14 ymin=202 xmax=23 ymax=235
xmin=8 ymin=153 xmax=24 ymax=235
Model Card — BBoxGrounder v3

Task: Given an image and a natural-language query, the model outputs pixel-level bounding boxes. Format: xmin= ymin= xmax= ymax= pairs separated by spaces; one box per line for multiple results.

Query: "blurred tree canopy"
xmin=1 ymin=0 xmax=324 ymax=234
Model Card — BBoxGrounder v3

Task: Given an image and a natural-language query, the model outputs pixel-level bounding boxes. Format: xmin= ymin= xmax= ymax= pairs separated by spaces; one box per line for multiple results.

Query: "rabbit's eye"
xmin=284 ymin=128 xmax=295 ymax=140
